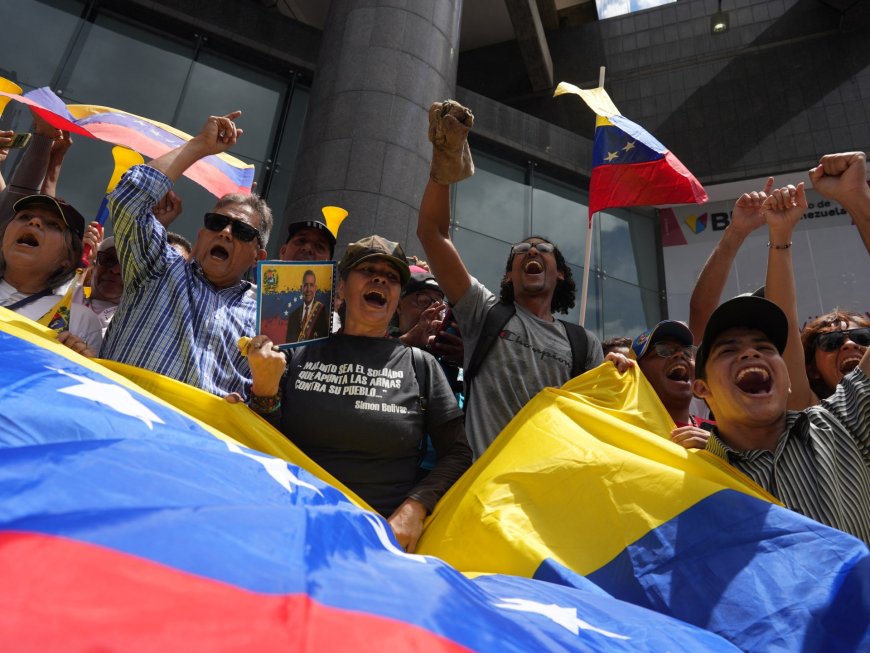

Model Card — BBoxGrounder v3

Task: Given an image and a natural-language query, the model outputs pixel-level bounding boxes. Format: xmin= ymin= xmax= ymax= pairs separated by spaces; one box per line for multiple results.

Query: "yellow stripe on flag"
xmin=553 ymin=81 xmax=621 ymax=118
xmin=417 ymin=363 xmax=778 ymax=577
xmin=0 ymin=77 xmax=23 ymax=117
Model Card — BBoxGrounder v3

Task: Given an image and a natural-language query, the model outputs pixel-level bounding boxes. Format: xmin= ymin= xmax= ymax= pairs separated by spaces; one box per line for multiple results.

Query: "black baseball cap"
xmin=695 ymin=296 xmax=788 ymax=377
xmin=630 ymin=320 xmax=694 ymax=360
xmin=402 ymin=270 xmax=443 ymax=298
xmin=286 ymin=219 xmax=336 ymax=258
xmin=13 ymin=194 xmax=86 ymax=240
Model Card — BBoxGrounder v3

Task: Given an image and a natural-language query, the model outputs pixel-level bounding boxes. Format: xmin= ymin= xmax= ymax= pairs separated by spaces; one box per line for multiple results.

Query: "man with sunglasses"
xmin=630 ymin=321 xmax=712 ymax=449
xmin=693 ymin=295 xmax=870 ymax=543
xmin=100 ymin=111 xmax=272 ymax=399
xmin=417 ymin=100 xmax=602 ymax=457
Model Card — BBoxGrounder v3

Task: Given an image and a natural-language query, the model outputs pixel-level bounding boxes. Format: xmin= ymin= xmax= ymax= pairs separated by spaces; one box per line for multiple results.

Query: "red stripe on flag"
xmin=0 ymin=531 xmax=469 ymax=653
xmin=589 ymin=154 xmax=707 ymax=216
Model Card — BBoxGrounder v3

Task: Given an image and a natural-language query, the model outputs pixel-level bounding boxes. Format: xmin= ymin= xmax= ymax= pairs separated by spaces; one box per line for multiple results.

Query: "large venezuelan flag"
xmin=0 ymin=309 xmax=742 ymax=652
xmin=0 ymin=83 xmax=253 ymax=197
xmin=417 ymin=364 xmax=870 ymax=651
xmin=554 ymin=82 xmax=707 ymax=219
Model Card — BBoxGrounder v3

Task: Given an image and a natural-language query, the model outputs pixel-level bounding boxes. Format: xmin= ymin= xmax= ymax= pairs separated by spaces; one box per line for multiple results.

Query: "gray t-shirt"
xmin=454 ymin=278 xmax=603 ymax=458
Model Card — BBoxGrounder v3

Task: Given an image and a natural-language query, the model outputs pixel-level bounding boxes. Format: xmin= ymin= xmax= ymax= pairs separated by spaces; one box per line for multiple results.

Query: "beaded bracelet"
xmin=249 ymin=392 xmax=281 ymax=414
xmin=767 ymin=241 xmax=792 ymax=249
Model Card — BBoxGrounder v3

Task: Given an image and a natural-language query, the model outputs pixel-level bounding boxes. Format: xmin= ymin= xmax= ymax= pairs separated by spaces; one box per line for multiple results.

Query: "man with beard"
xmin=416 ymin=100 xmax=602 ymax=457
xmin=100 ymin=111 xmax=272 ymax=399
xmin=630 ymin=320 xmax=712 ymax=450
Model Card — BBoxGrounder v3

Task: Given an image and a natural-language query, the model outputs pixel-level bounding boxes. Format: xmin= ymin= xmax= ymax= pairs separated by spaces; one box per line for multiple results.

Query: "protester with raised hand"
xmin=417 ymin=100 xmax=602 ymax=458
xmin=100 ymin=111 xmax=272 ymax=399
xmin=688 ymin=177 xmax=774 ymax=342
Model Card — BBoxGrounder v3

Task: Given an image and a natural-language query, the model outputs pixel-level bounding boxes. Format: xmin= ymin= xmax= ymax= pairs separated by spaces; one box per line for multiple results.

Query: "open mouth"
xmin=363 ymin=290 xmax=387 ymax=307
xmin=839 ymin=355 xmax=863 ymax=374
xmin=16 ymin=234 xmax=39 ymax=247
xmin=523 ymin=260 xmax=544 ymax=274
xmin=209 ymin=245 xmax=229 ymax=261
xmin=734 ymin=366 xmax=772 ymax=394
xmin=665 ymin=362 xmax=690 ymax=382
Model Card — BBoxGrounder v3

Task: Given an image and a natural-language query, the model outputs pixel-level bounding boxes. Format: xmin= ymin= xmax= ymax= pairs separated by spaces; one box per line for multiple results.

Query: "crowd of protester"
xmin=1 ymin=99 xmax=867 ymax=550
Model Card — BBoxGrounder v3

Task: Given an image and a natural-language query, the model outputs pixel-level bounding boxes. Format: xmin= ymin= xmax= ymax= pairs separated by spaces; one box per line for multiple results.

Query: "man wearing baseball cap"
xmin=280 ymin=219 xmax=335 ymax=262
xmin=630 ymin=320 xmax=712 ymax=449
xmin=693 ymin=295 xmax=870 ymax=543
xmin=396 ymin=268 xmax=445 ymax=347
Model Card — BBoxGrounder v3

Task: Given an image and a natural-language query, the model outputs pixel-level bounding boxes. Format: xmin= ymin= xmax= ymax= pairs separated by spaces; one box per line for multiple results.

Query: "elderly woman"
xmin=0 ymin=194 xmax=102 ymax=353
xmin=247 ymin=235 xmax=472 ymax=552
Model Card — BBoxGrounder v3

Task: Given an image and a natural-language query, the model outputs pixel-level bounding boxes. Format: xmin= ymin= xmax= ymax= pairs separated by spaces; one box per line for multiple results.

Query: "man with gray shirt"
xmin=417 ymin=100 xmax=603 ymax=457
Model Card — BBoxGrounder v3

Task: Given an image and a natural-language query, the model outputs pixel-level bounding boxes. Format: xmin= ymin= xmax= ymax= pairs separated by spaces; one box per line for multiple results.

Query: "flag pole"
xmin=578 ymin=66 xmax=606 ymax=327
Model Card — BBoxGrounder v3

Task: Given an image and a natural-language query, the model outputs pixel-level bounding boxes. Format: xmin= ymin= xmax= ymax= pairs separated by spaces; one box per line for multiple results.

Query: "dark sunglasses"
xmin=203 ymin=212 xmax=261 ymax=245
xmin=512 ymin=241 xmax=555 ymax=255
xmin=95 ymin=251 xmax=119 ymax=268
xmin=648 ymin=342 xmax=698 ymax=359
xmin=816 ymin=327 xmax=870 ymax=352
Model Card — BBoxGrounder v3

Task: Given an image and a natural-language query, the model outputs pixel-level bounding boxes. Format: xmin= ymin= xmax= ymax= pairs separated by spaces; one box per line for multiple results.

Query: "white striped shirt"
xmin=706 ymin=368 xmax=870 ymax=543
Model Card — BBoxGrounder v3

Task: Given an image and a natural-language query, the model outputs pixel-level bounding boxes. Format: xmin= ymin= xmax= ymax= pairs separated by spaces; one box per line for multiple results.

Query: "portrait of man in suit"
xmin=286 ymin=269 xmax=329 ymax=342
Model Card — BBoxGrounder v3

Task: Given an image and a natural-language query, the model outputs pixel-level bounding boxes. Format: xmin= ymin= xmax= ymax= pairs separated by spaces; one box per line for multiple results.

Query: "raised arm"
xmin=809 ymin=151 xmax=870 ymax=255
xmin=762 ymin=182 xmax=815 ymax=410
xmin=416 ymin=101 xmax=475 ymax=306
xmin=40 ymin=130 xmax=73 ymax=197
xmin=0 ymin=112 xmax=61 ymax=225
xmin=688 ymin=177 xmax=773 ymax=343
xmin=149 ymin=111 xmax=243 ymax=182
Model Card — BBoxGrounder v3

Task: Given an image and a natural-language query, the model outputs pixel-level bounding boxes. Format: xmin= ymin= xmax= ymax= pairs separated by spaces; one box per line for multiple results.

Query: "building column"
xmin=285 ymin=0 xmax=463 ymax=256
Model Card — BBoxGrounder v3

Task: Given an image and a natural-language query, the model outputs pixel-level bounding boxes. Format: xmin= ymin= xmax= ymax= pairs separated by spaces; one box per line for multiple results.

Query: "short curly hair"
xmin=801 ymin=308 xmax=870 ymax=398
xmin=498 ymin=236 xmax=576 ymax=315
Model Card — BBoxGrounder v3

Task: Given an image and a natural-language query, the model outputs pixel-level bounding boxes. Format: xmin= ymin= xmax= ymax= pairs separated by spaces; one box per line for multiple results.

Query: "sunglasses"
xmin=512 ymin=242 xmax=555 ymax=255
xmin=95 ymin=251 xmax=119 ymax=268
xmin=648 ymin=342 xmax=698 ymax=359
xmin=203 ymin=212 xmax=261 ymax=245
xmin=816 ymin=327 xmax=870 ymax=352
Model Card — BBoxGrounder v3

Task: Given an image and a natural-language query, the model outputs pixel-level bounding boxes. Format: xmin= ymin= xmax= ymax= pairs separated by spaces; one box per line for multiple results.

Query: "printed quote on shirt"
xmin=294 ymin=361 xmax=408 ymax=413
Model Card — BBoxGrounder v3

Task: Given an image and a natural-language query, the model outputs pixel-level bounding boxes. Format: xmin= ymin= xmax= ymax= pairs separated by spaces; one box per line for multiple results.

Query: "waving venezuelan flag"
xmin=417 ymin=363 xmax=870 ymax=651
xmin=0 ymin=309 xmax=744 ymax=652
xmin=0 ymin=83 xmax=253 ymax=197
xmin=555 ymin=82 xmax=707 ymax=219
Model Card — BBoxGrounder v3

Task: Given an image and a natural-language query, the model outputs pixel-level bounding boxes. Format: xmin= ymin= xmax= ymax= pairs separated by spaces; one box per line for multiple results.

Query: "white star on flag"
xmin=226 ymin=442 xmax=322 ymax=496
xmin=494 ymin=597 xmax=629 ymax=640
xmin=51 ymin=367 xmax=165 ymax=430
xmin=604 ymin=150 xmax=620 ymax=162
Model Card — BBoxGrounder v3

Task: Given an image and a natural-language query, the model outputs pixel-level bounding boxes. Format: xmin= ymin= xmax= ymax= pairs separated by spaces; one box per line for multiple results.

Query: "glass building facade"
xmin=0 ymin=0 xmax=310 ymax=255
xmin=1 ymin=0 xmax=667 ymax=340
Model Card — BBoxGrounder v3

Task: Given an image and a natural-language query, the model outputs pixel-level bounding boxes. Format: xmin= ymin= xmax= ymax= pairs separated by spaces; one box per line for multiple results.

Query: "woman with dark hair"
xmin=0 ymin=194 xmax=102 ymax=353
xmin=245 ymin=235 xmax=472 ymax=553
xmin=801 ymin=309 xmax=870 ymax=400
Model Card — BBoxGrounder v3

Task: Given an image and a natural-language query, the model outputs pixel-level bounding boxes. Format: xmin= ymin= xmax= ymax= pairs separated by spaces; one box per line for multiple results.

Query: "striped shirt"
xmin=100 ymin=165 xmax=255 ymax=399
xmin=706 ymin=368 xmax=870 ymax=543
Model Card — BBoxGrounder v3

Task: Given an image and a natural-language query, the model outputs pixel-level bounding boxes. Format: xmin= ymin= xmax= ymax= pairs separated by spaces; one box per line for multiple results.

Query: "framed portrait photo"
xmin=255 ymin=261 xmax=336 ymax=349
